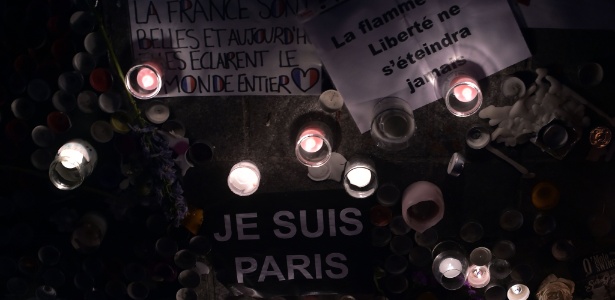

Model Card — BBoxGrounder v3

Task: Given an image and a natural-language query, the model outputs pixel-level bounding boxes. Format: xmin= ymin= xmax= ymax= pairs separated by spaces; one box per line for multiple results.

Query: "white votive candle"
xmin=439 ymin=257 xmax=462 ymax=278
xmin=228 ymin=161 xmax=260 ymax=196
xmin=346 ymin=167 xmax=371 ymax=188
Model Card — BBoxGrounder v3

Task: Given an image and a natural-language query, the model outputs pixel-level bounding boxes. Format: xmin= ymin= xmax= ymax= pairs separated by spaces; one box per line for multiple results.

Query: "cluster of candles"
xmin=430 ymin=243 xmax=530 ymax=299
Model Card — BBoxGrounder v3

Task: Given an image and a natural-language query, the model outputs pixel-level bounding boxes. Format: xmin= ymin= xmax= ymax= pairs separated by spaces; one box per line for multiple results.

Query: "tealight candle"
xmin=507 ymin=284 xmax=530 ymax=300
xmin=451 ymin=76 xmax=478 ymax=102
xmin=295 ymin=121 xmax=332 ymax=167
xmin=227 ymin=161 xmax=260 ymax=196
xmin=438 ymin=257 xmax=462 ymax=278
xmin=467 ymin=265 xmax=490 ymax=288
xmin=299 ymin=129 xmax=324 ymax=153
xmin=49 ymin=139 xmax=97 ymax=190
xmin=125 ymin=63 xmax=163 ymax=99
xmin=343 ymin=155 xmax=377 ymax=198
xmin=439 ymin=72 xmax=483 ymax=117
xmin=137 ymin=67 xmax=158 ymax=90
xmin=346 ymin=167 xmax=371 ymax=188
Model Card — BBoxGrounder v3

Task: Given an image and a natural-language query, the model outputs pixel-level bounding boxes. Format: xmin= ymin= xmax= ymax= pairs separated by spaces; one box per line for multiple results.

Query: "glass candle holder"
xmin=370 ymin=97 xmax=416 ymax=151
xmin=507 ymin=284 xmax=530 ymax=300
xmin=295 ymin=121 xmax=332 ymax=167
xmin=227 ymin=161 xmax=260 ymax=196
xmin=459 ymin=220 xmax=484 ymax=243
xmin=492 ymin=240 xmax=516 ymax=260
xmin=377 ymin=183 xmax=400 ymax=207
xmin=125 ymin=62 xmax=163 ymax=99
xmin=469 ymin=247 xmax=492 ymax=266
xmin=432 ymin=241 xmax=468 ymax=290
xmin=343 ymin=155 xmax=377 ymax=198
xmin=49 ymin=139 xmax=97 ymax=190
xmin=484 ymin=284 xmax=507 ymax=300
xmin=489 ymin=258 xmax=511 ymax=280
xmin=499 ymin=209 xmax=524 ymax=231
xmin=437 ymin=71 xmax=483 ymax=117
xmin=467 ymin=265 xmax=490 ymax=288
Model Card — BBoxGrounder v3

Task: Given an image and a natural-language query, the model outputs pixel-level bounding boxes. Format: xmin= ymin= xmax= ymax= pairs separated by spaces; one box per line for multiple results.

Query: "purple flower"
xmin=130 ymin=124 xmax=187 ymax=226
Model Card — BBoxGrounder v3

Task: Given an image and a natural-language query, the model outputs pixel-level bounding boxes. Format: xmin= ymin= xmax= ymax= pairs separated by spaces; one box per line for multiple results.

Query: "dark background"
xmin=1 ymin=0 xmax=615 ymax=299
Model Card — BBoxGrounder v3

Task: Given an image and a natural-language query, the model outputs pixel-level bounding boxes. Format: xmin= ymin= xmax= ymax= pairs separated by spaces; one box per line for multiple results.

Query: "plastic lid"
xmin=31 ymin=125 xmax=55 ymax=147
xmin=98 ymin=92 xmax=121 ymax=113
xmin=145 ymin=101 xmax=170 ymax=124
xmin=89 ymin=68 xmax=113 ymax=93
xmin=73 ymin=52 xmax=96 ymax=74
xmin=90 ymin=120 xmax=114 ymax=143
xmin=70 ymin=11 xmax=96 ymax=35
xmin=46 ymin=111 xmax=72 ymax=133
xmin=77 ymin=90 xmax=99 ymax=113
xmin=27 ymin=79 xmax=51 ymax=102
xmin=58 ymin=71 xmax=84 ymax=94
xmin=52 ymin=90 xmax=77 ymax=112
xmin=84 ymin=32 xmax=106 ymax=57
xmin=11 ymin=97 xmax=36 ymax=120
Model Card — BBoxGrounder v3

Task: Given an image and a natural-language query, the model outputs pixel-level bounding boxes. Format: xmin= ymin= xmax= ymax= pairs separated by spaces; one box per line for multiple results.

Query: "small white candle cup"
xmin=370 ymin=97 xmax=416 ymax=151
xmin=295 ymin=121 xmax=332 ymax=167
xmin=49 ymin=139 xmax=97 ymax=190
xmin=227 ymin=161 xmax=260 ymax=196
xmin=343 ymin=155 xmax=377 ymax=198
xmin=438 ymin=72 xmax=483 ymax=117
xmin=432 ymin=241 xmax=468 ymax=290
xmin=125 ymin=62 xmax=163 ymax=99
xmin=507 ymin=284 xmax=530 ymax=300
xmin=467 ymin=265 xmax=490 ymax=288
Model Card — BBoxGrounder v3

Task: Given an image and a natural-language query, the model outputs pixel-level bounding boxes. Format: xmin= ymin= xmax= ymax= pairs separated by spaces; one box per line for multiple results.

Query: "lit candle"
xmin=229 ymin=168 xmax=258 ymax=191
xmin=467 ymin=265 xmax=490 ymax=288
xmin=136 ymin=67 xmax=158 ymax=91
xmin=451 ymin=76 xmax=478 ymax=102
xmin=299 ymin=129 xmax=324 ymax=153
xmin=347 ymin=167 xmax=372 ymax=188
xmin=59 ymin=148 xmax=84 ymax=168
xmin=228 ymin=161 xmax=260 ymax=196
xmin=438 ymin=258 xmax=462 ymax=278
xmin=507 ymin=284 xmax=530 ymax=300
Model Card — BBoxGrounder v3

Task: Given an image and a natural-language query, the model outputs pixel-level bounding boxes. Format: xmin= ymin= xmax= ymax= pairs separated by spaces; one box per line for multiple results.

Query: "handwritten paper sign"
xmin=202 ymin=190 xmax=374 ymax=296
xmin=571 ymin=251 xmax=615 ymax=299
xmin=302 ymin=0 xmax=531 ymax=132
xmin=128 ymin=0 xmax=324 ymax=97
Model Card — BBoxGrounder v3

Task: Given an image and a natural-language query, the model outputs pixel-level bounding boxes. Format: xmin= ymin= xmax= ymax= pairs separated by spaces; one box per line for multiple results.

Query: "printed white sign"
xmin=302 ymin=0 xmax=531 ymax=132
xmin=128 ymin=0 xmax=324 ymax=97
